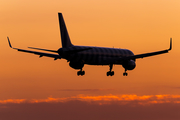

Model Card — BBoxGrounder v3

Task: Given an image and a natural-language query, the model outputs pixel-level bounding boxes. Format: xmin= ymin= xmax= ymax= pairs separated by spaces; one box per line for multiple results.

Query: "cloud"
xmin=1 ymin=94 xmax=180 ymax=105
xmin=1 ymin=94 xmax=180 ymax=120
xmin=0 ymin=98 xmax=180 ymax=120
xmin=171 ymin=87 xmax=180 ymax=89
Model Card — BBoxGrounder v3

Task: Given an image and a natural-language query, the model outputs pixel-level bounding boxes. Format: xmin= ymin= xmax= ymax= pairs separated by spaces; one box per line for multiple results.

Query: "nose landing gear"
xmin=123 ymin=69 xmax=128 ymax=76
xmin=107 ymin=64 xmax=114 ymax=76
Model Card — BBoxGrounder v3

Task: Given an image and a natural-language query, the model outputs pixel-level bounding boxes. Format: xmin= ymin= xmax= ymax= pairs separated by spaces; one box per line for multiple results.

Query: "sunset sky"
xmin=1 ymin=0 xmax=180 ymax=119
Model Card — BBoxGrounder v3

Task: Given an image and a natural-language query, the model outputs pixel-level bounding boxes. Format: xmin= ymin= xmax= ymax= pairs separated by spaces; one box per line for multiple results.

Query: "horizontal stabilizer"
xmin=17 ymin=48 xmax=61 ymax=59
xmin=28 ymin=47 xmax=58 ymax=53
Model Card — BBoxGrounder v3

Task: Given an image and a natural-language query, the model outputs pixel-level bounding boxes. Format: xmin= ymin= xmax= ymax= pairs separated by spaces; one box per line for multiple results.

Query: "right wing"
xmin=7 ymin=37 xmax=61 ymax=60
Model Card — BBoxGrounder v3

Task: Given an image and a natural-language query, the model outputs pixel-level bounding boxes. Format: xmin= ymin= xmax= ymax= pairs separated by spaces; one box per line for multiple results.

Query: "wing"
xmin=123 ymin=38 xmax=172 ymax=60
xmin=7 ymin=37 xmax=61 ymax=60
xmin=124 ymin=38 xmax=172 ymax=59
xmin=105 ymin=38 xmax=172 ymax=64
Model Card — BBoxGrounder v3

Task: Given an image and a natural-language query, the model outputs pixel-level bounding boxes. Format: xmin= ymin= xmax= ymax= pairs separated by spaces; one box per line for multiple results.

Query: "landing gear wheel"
xmin=107 ymin=71 xmax=110 ymax=76
xmin=110 ymin=71 xmax=114 ymax=76
xmin=107 ymin=71 xmax=114 ymax=76
xmin=123 ymin=72 xmax=128 ymax=76
xmin=77 ymin=70 xmax=85 ymax=76
xmin=81 ymin=71 xmax=85 ymax=76
xmin=106 ymin=64 xmax=114 ymax=76
xmin=77 ymin=71 xmax=81 ymax=76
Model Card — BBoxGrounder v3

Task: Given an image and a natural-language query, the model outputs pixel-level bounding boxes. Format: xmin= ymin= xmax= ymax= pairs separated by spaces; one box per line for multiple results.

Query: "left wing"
xmin=105 ymin=38 xmax=172 ymax=64
xmin=7 ymin=37 xmax=61 ymax=60
xmin=122 ymin=38 xmax=172 ymax=60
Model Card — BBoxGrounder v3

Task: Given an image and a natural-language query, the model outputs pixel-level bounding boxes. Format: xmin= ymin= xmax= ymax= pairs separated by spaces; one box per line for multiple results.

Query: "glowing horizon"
xmin=1 ymin=94 xmax=180 ymax=106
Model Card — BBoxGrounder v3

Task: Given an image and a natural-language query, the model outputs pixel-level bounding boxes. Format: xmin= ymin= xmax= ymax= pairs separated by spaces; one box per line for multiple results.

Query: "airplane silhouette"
xmin=7 ymin=13 xmax=172 ymax=76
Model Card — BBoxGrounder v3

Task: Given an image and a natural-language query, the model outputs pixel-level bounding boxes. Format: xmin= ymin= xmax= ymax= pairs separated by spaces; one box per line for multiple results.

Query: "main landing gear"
xmin=107 ymin=64 xmax=114 ymax=76
xmin=77 ymin=69 xmax=85 ymax=76
xmin=123 ymin=69 xmax=128 ymax=76
xmin=106 ymin=64 xmax=128 ymax=76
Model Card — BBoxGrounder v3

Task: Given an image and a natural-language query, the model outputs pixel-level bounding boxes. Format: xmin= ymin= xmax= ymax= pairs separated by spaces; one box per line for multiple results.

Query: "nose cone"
xmin=122 ymin=60 xmax=136 ymax=70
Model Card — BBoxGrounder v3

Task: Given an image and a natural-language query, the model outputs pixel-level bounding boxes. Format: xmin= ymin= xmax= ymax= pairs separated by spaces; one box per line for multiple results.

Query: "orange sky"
xmin=1 ymin=1 xmax=180 ymax=118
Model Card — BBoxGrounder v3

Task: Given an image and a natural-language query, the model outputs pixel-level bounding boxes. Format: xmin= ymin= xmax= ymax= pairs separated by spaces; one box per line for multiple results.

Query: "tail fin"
xmin=58 ymin=13 xmax=73 ymax=48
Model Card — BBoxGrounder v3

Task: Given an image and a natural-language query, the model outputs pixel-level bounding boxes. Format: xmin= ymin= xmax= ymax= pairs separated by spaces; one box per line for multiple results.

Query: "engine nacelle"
xmin=69 ymin=61 xmax=84 ymax=70
xmin=122 ymin=60 xmax=136 ymax=70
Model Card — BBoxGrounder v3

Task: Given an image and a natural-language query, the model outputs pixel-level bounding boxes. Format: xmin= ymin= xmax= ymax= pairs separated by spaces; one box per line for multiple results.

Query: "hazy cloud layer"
xmin=1 ymin=94 xmax=180 ymax=120
xmin=1 ymin=94 xmax=180 ymax=105
xmin=0 ymin=99 xmax=180 ymax=120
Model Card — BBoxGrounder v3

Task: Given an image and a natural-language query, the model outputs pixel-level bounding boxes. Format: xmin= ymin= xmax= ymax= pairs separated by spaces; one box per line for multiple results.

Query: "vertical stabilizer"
xmin=58 ymin=13 xmax=73 ymax=48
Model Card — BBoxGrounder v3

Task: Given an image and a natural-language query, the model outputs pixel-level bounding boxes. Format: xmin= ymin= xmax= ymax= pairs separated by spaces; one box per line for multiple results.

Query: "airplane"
xmin=7 ymin=13 xmax=172 ymax=76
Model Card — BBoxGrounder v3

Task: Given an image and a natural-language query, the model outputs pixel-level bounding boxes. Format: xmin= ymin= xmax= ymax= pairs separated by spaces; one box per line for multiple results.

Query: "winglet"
xmin=7 ymin=37 xmax=12 ymax=48
xmin=169 ymin=38 xmax=172 ymax=51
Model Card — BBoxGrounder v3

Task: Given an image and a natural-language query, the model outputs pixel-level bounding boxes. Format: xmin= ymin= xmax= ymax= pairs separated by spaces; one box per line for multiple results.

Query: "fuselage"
xmin=58 ymin=45 xmax=134 ymax=65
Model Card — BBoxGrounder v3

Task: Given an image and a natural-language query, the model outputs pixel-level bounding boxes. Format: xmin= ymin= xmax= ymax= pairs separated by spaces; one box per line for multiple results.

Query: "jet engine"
xmin=122 ymin=60 xmax=136 ymax=70
xmin=69 ymin=61 xmax=84 ymax=69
